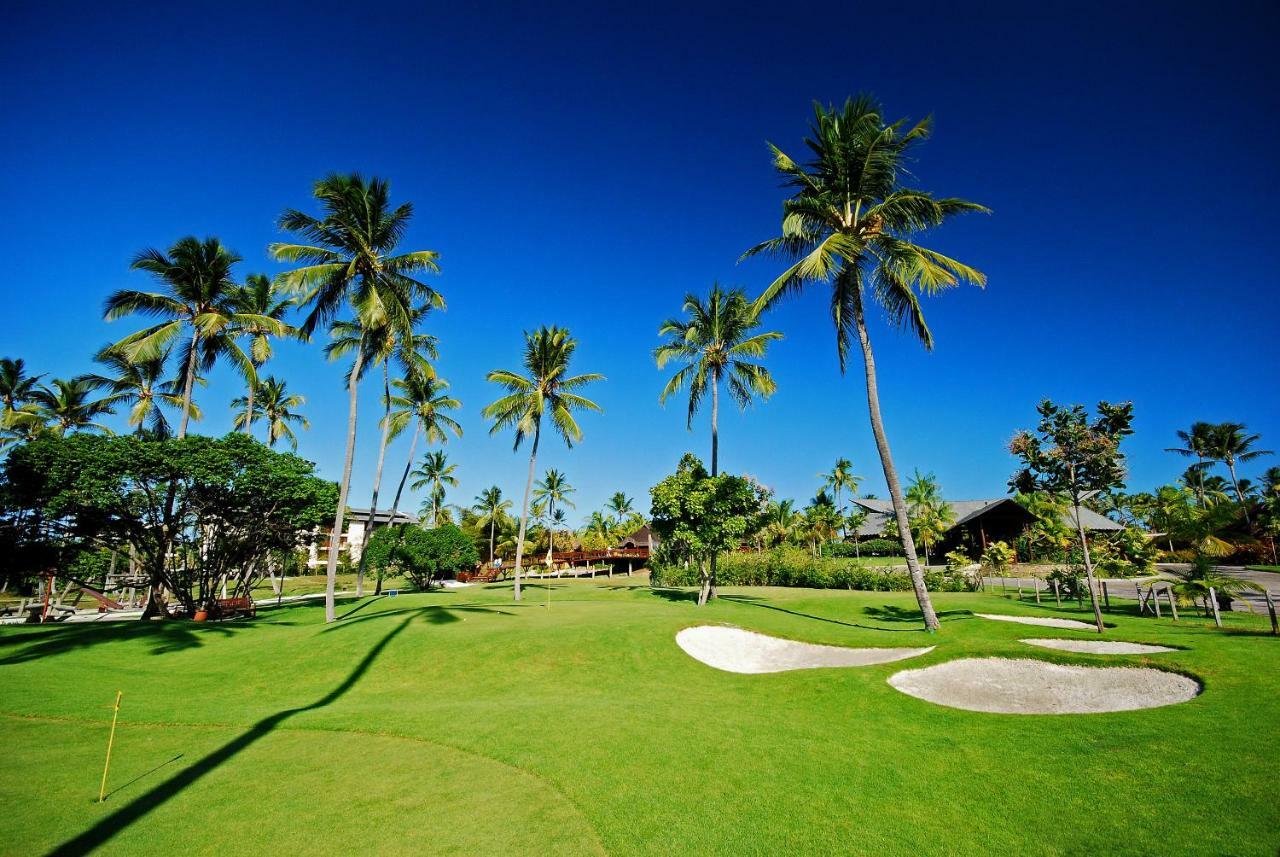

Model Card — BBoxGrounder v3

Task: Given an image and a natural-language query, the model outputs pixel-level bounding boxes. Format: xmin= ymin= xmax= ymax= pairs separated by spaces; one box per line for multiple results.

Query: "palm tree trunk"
xmin=323 ymin=349 xmax=364 ymax=623
xmin=710 ymin=377 xmax=719 ymax=477
xmin=488 ymin=518 xmax=496 ymax=564
xmin=1195 ymin=453 xmax=1206 ymax=507
xmin=245 ymin=375 xmax=256 ymax=436
xmin=178 ymin=329 xmax=199 ymax=439
xmin=376 ymin=425 xmax=420 ymax=597
xmin=354 ymin=365 xmax=393 ymax=597
xmin=513 ymin=425 xmax=541 ymax=601
xmin=1226 ymin=460 xmax=1252 ymax=525
xmin=546 ymin=499 xmax=555 ymax=565
xmin=1071 ymin=494 xmax=1106 ymax=633
xmin=853 ymin=311 xmax=939 ymax=631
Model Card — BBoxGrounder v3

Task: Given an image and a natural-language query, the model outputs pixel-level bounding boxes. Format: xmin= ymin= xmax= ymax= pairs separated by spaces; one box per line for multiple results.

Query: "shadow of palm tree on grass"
xmin=861 ymin=605 xmax=974 ymax=624
xmin=45 ymin=614 xmax=416 ymax=856
xmin=718 ymin=595 xmax=932 ymax=633
xmin=0 ymin=619 xmax=260 ymax=666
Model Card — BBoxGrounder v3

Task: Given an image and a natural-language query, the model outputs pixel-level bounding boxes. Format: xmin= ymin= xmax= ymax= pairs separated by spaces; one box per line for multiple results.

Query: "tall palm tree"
xmin=482 ymin=326 xmax=603 ymax=601
xmin=86 ymin=346 xmax=190 ymax=437
xmin=229 ymin=274 xmax=301 ymax=433
xmin=764 ymin=498 xmax=799 ymax=547
xmin=819 ymin=457 xmax=861 ymax=531
xmin=743 ymin=96 xmax=988 ymax=632
xmin=606 ymin=491 xmax=634 ymax=526
xmin=272 ymin=174 xmax=441 ymax=622
xmin=1207 ymin=423 xmax=1272 ymax=524
xmin=474 ymin=486 xmax=512 ymax=564
xmin=104 ymin=236 xmax=282 ymax=439
xmin=384 ymin=372 xmax=463 ymax=537
xmin=581 ymin=510 xmax=617 ymax=549
xmin=0 ymin=358 xmax=42 ymax=414
xmin=1166 ymin=422 xmax=1216 ymax=506
xmin=533 ymin=469 xmax=576 ymax=560
xmin=411 ymin=450 xmax=459 ymax=526
xmin=30 ymin=378 xmax=116 ymax=435
xmin=655 ymin=285 xmax=781 ymax=475
xmin=905 ymin=470 xmax=954 ymax=566
xmin=232 ymin=377 xmax=308 ymax=449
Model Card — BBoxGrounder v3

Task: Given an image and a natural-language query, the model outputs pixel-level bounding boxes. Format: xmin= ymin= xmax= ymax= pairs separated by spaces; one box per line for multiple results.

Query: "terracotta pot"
xmin=193 ymin=609 xmax=209 ymax=622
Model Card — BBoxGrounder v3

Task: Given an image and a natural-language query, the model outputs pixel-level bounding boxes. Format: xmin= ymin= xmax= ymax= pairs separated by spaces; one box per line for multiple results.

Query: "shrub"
xmin=363 ymin=524 xmax=479 ymax=590
xmin=981 ymin=541 xmax=1015 ymax=574
xmin=650 ymin=546 xmax=976 ymax=592
xmin=856 ymin=538 xmax=902 ymax=557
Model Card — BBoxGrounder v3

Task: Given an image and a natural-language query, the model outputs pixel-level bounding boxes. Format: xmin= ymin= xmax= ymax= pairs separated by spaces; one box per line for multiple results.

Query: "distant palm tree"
xmin=411 ymin=450 xmax=459 ymax=525
xmin=482 ymin=326 xmax=603 ymax=601
xmin=743 ymin=96 xmax=988 ymax=632
xmin=105 ymin=236 xmax=281 ymax=438
xmin=272 ymin=174 xmax=441 ymax=622
xmin=384 ymin=372 xmax=462 ymax=537
xmin=820 ymin=458 xmax=861 ymax=531
xmin=232 ymin=377 xmax=308 ymax=449
xmin=764 ymin=498 xmax=799 ymax=547
xmin=474 ymin=486 xmax=512 ymax=564
xmin=606 ymin=491 xmax=634 ymax=525
xmin=533 ymin=469 xmax=576 ymax=561
xmin=229 ymin=274 xmax=301 ymax=433
xmin=581 ymin=510 xmax=617 ymax=548
xmin=30 ymin=378 xmax=116 ymax=435
xmin=1166 ymin=422 xmax=1216 ymax=506
xmin=655 ymin=285 xmax=781 ymax=475
xmin=0 ymin=358 xmax=42 ymax=414
xmin=1207 ymin=423 xmax=1272 ymax=524
xmin=86 ymin=346 xmax=190 ymax=437
xmin=905 ymin=470 xmax=954 ymax=566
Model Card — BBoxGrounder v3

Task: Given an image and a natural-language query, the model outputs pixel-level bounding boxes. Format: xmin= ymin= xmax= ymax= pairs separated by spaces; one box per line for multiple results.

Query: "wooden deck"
xmin=458 ymin=547 xmax=650 ymax=582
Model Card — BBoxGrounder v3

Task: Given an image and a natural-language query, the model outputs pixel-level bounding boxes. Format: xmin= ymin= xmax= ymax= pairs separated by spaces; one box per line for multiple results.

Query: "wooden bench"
xmin=213 ymin=596 xmax=256 ymax=620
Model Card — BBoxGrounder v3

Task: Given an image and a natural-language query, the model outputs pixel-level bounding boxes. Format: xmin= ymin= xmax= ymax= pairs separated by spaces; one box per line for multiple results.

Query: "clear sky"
xmin=3 ymin=1 xmax=1277 ymax=524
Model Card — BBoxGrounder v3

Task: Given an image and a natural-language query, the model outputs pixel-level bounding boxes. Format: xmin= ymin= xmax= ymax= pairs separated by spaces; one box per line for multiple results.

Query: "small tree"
xmin=363 ymin=524 xmax=478 ymax=591
xmin=649 ymin=453 xmax=769 ymax=605
xmin=1009 ymin=400 xmax=1134 ymax=633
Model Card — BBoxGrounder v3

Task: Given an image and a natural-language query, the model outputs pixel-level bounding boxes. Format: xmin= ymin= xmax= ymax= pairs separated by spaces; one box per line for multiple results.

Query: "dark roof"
xmin=619 ymin=524 xmax=658 ymax=547
xmin=347 ymin=508 xmax=419 ymax=526
xmin=849 ymin=498 xmax=1123 ymax=536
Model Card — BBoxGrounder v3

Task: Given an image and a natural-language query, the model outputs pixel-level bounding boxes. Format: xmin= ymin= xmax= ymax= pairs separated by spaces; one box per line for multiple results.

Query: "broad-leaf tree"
xmin=482 ymin=326 xmax=603 ymax=601
xmin=743 ymin=97 xmax=988 ymax=632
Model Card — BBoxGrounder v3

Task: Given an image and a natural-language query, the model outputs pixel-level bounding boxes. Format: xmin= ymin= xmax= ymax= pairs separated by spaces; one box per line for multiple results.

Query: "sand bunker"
xmin=887 ymin=658 xmax=1199 ymax=714
xmin=976 ymin=613 xmax=1097 ymax=630
xmin=1021 ymin=638 xmax=1175 ymax=655
xmin=675 ymin=625 xmax=933 ymax=674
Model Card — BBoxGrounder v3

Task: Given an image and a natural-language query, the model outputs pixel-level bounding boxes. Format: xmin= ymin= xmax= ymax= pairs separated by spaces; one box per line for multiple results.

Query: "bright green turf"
xmin=2 ymin=579 xmax=1277 ymax=856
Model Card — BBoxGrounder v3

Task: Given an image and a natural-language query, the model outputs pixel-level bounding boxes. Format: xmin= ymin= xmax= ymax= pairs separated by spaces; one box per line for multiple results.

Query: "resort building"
xmin=306 ymin=507 xmax=419 ymax=569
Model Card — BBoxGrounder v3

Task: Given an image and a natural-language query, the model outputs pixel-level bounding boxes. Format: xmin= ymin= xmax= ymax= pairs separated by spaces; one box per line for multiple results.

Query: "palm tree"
xmin=229 ymin=274 xmax=301 ymax=433
xmin=104 ymin=236 xmax=282 ymax=439
xmin=1167 ymin=555 xmax=1262 ymax=617
xmin=86 ymin=346 xmax=190 ymax=437
xmin=606 ymin=491 xmax=634 ymax=526
xmin=482 ymin=326 xmax=603 ymax=601
xmin=905 ymin=470 xmax=954 ymax=566
xmin=411 ymin=450 xmax=459 ymax=525
xmin=272 ymin=174 xmax=441 ymax=622
xmin=384 ymin=372 xmax=462 ymax=535
xmin=0 ymin=358 xmax=42 ymax=414
xmin=30 ymin=378 xmax=116 ymax=435
xmin=1207 ymin=423 xmax=1272 ymax=524
xmin=581 ymin=510 xmax=617 ymax=549
xmin=820 ymin=458 xmax=861 ymax=531
xmin=1166 ymin=422 xmax=1216 ymax=506
xmin=232 ymin=377 xmax=308 ymax=449
xmin=764 ymin=498 xmax=799 ymax=547
xmin=473 ymin=486 xmax=512 ymax=565
xmin=655 ymin=285 xmax=781 ymax=475
xmin=533 ymin=469 xmax=576 ymax=561
xmin=743 ymin=96 xmax=988 ymax=632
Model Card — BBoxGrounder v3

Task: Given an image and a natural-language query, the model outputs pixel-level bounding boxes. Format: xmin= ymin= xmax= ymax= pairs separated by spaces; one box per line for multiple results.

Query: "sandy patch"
xmin=1021 ymin=638 xmax=1175 ymax=655
xmin=976 ymin=613 xmax=1097 ymax=630
xmin=887 ymin=657 xmax=1199 ymax=714
xmin=675 ymin=625 xmax=934 ymax=674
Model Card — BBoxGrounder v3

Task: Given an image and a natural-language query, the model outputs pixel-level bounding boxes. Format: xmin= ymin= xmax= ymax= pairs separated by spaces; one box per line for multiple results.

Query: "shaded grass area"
xmin=1 ymin=579 xmax=1278 ymax=856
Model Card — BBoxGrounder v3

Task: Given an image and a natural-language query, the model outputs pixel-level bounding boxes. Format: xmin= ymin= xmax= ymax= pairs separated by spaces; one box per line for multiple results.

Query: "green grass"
xmin=247 ymin=572 xmax=414 ymax=598
xmin=2 ymin=579 xmax=1277 ymax=855
xmin=1245 ymin=565 xmax=1280 ymax=574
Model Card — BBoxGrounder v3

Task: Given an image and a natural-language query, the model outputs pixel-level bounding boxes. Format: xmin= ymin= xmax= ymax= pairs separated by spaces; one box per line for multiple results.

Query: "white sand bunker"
xmin=888 ymin=658 xmax=1199 ymax=714
xmin=676 ymin=625 xmax=933 ymax=674
xmin=1021 ymin=638 xmax=1175 ymax=655
xmin=976 ymin=612 xmax=1097 ymax=630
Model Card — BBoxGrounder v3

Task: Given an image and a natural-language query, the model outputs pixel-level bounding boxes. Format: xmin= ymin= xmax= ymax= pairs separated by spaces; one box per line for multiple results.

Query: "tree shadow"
xmin=860 ymin=605 xmax=975 ymax=625
xmin=719 ymin=595 xmax=927 ymax=633
xmin=45 ymin=614 xmax=415 ymax=856
xmin=0 ymin=620 xmax=252 ymax=666
xmin=320 ymin=603 xmax=515 ymax=632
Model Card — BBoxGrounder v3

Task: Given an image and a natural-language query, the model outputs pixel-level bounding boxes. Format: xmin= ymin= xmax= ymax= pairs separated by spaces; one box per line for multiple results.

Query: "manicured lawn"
xmin=2 ymin=579 xmax=1277 ymax=855
xmin=1245 ymin=565 xmax=1280 ymax=574
xmin=247 ymin=572 xmax=413 ymax=598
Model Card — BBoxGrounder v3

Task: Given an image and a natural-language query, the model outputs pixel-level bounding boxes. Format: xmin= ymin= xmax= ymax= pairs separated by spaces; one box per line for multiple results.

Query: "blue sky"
xmin=3 ymin=1 xmax=1277 ymax=524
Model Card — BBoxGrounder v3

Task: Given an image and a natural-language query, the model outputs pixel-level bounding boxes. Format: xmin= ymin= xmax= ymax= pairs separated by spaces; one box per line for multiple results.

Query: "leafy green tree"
xmin=1206 ymin=423 xmax=1271 ymax=524
xmin=411 ymin=450 xmax=458 ymax=526
xmin=482 ymin=326 xmax=603 ymax=601
xmin=105 ymin=236 xmax=282 ymax=438
xmin=980 ymin=540 xmax=1015 ymax=576
xmin=231 ymin=377 xmax=308 ymax=449
xmin=272 ymin=174 xmax=441 ymax=622
xmin=650 ymin=453 xmax=769 ymax=605
xmin=1010 ymin=400 xmax=1135 ymax=633
xmin=1165 ymin=422 xmax=1215 ymax=506
xmin=228 ymin=274 xmax=302 ymax=432
xmin=533 ymin=469 xmax=575 ymax=560
xmin=472 ymin=486 xmax=512 ymax=564
xmin=1015 ymin=492 xmax=1073 ymax=560
xmin=763 ymin=498 xmax=799 ymax=548
xmin=362 ymin=523 xmax=478 ymax=590
xmin=655 ymin=285 xmax=780 ymax=475
xmin=744 ymin=96 xmax=987 ymax=632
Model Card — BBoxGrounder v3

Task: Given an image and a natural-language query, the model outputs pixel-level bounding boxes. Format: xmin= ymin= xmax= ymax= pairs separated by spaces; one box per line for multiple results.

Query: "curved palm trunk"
xmin=244 ymin=375 xmax=256 ymax=436
xmin=177 ymin=329 xmax=199 ymax=439
xmin=1226 ymin=459 xmax=1252 ymax=525
xmin=324 ymin=350 xmax=364 ymax=623
xmin=1070 ymin=494 xmax=1106 ymax=633
xmin=512 ymin=426 xmax=541 ymax=601
xmin=377 ymin=424 xmax=421 ymax=596
xmin=354 ymin=366 xmax=393 ymax=597
xmin=853 ymin=311 xmax=940 ymax=632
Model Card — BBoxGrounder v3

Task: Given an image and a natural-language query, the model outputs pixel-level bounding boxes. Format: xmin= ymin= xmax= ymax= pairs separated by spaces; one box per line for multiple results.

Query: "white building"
xmin=306 ymin=507 xmax=419 ymax=569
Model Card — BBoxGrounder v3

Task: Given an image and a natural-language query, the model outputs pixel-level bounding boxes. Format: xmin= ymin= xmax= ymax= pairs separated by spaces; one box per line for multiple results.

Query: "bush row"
xmin=651 ymin=547 xmax=977 ymax=592
xmin=820 ymin=539 xmax=902 ymax=558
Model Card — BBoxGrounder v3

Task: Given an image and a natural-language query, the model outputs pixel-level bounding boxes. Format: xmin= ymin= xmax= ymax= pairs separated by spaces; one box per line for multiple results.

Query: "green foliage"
xmin=650 ymin=454 xmax=770 ymax=568
xmin=857 ymin=538 xmax=905 ymax=556
xmin=945 ymin=550 xmax=973 ymax=573
xmin=651 ymin=547 xmax=975 ymax=592
xmin=1092 ymin=526 xmax=1160 ymax=577
xmin=980 ymin=540 xmax=1015 ymax=574
xmin=363 ymin=524 xmax=478 ymax=589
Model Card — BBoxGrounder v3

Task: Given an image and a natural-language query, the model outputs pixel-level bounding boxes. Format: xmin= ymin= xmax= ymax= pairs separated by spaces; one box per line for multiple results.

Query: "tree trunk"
xmin=853 ymin=311 xmax=939 ymax=632
xmin=178 ymin=328 xmax=199 ymax=439
xmin=245 ymin=375 xmax=256 ymax=436
xmin=512 ymin=425 xmax=541 ymax=601
xmin=1195 ymin=453 xmax=1206 ymax=507
xmin=697 ymin=558 xmax=712 ymax=606
xmin=710 ymin=377 xmax=719 ymax=477
xmin=355 ymin=364 xmax=393 ymax=597
xmin=546 ymin=498 xmax=556 ymax=565
xmin=1226 ymin=460 xmax=1252 ymax=525
xmin=488 ymin=518 xmax=496 ymax=564
xmin=377 ymin=425 xmax=420 ymax=597
xmin=1071 ymin=495 xmax=1106 ymax=633
xmin=323 ymin=349 xmax=364 ymax=623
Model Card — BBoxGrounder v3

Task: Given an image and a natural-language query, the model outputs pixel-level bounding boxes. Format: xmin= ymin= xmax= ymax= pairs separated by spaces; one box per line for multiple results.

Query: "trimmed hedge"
xmin=651 ymin=547 xmax=976 ymax=592
xmin=821 ymin=539 xmax=903 ymax=558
